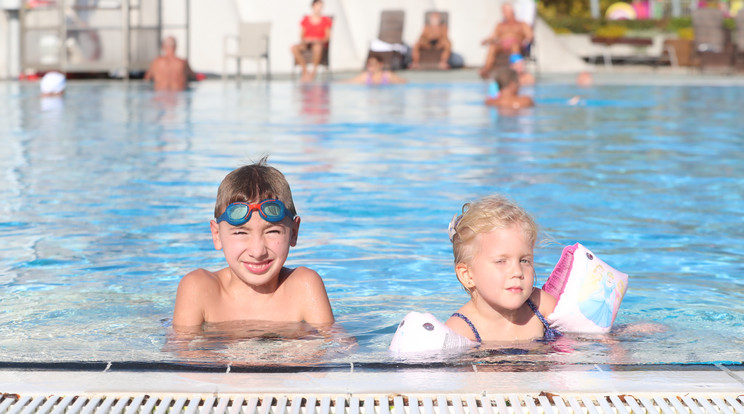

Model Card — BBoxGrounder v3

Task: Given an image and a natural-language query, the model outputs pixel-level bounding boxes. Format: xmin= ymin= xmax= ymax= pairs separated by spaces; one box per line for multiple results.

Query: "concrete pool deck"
xmin=2 ymin=364 xmax=744 ymax=413
xmin=2 ymin=363 xmax=744 ymax=395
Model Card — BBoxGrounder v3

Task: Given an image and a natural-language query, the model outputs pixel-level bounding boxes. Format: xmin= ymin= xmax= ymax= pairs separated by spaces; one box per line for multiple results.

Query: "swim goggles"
xmin=216 ymin=199 xmax=294 ymax=225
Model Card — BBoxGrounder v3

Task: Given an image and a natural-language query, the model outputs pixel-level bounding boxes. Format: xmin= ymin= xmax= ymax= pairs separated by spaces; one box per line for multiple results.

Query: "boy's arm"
xmin=172 ymin=270 xmax=209 ymax=328
xmin=295 ymin=267 xmax=335 ymax=326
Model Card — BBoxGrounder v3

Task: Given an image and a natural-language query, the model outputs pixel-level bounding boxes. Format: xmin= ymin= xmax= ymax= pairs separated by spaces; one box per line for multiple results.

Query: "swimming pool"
xmin=1 ymin=78 xmax=742 ymax=367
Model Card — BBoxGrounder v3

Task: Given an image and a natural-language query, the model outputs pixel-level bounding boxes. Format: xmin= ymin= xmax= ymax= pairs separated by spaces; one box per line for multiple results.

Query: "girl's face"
xmin=457 ymin=223 xmax=535 ymax=312
xmin=366 ymin=58 xmax=382 ymax=72
xmin=312 ymin=1 xmax=323 ymax=15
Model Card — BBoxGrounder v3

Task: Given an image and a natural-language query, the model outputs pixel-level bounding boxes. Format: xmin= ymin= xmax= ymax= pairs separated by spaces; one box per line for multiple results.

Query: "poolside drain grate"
xmin=1 ymin=393 xmax=743 ymax=414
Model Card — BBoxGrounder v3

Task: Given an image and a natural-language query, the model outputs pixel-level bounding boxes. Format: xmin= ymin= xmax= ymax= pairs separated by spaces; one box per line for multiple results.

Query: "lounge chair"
xmin=367 ymin=10 xmax=406 ymax=70
xmin=691 ymin=8 xmax=734 ymax=71
xmin=417 ymin=10 xmax=450 ymax=70
xmin=223 ymin=21 xmax=271 ymax=81
xmin=735 ymin=11 xmax=744 ymax=71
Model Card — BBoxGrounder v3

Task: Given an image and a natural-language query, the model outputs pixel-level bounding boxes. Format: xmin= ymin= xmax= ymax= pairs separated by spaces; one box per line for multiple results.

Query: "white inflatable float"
xmin=389 ymin=243 xmax=628 ymax=355
xmin=388 ymin=311 xmax=478 ymax=357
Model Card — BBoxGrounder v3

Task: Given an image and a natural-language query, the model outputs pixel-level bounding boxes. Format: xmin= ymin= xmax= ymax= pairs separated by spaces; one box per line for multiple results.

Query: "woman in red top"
xmin=291 ymin=0 xmax=332 ymax=82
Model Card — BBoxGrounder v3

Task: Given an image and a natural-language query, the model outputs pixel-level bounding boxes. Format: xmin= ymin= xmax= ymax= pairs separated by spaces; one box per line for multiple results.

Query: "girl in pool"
xmin=344 ymin=55 xmax=406 ymax=85
xmin=445 ymin=195 xmax=560 ymax=343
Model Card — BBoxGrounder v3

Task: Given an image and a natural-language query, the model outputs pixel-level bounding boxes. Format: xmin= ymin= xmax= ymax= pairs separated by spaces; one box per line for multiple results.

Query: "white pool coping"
xmin=2 ymin=365 xmax=743 ymax=396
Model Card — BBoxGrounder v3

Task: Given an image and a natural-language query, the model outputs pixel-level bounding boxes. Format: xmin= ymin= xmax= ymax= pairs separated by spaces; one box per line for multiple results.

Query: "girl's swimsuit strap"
xmin=526 ymin=298 xmax=563 ymax=341
xmin=451 ymin=312 xmax=482 ymax=343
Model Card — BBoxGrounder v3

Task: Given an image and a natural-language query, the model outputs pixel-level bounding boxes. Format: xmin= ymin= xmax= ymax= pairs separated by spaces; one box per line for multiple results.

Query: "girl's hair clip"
xmin=448 ymin=213 xmax=462 ymax=242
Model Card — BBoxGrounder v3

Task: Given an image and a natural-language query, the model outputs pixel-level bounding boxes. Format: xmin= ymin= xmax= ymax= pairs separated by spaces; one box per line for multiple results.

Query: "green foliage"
xmin=540 ymin=13 xmax=696 ymax=35
xmin=594 ymin=24 xmax=628 ymax=37
xmin=723 ymin=17 xmax=736 ymax=30
xmin=677 ymin=27 xmax=694 ymax=39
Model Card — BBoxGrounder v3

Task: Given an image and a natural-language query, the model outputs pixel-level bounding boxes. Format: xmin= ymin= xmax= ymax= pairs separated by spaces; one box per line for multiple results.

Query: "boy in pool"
xmin=445 ymin=195 xmax=560 ymax=343
xmin=172 ymin=158 xmax=334 ymax=328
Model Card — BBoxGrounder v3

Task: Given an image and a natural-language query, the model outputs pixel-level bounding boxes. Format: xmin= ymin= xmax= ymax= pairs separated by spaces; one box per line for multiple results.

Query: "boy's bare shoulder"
xmin=283 ymin=266 xmax=329 ymax=297
xmin=180 ymin=267 xmax=220 ymax=285
xmin=173 ymin=269 xmax=222 ymax=327
xmin=177 ymin=268 xmax=222 ymax=298
xmin=283 ymin=266 xmax=334 ymax=325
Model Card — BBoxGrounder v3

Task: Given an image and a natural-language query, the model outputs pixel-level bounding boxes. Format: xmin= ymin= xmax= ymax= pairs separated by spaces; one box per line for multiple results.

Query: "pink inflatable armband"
xmin=543 ymin=243 xmax=628 ymax=333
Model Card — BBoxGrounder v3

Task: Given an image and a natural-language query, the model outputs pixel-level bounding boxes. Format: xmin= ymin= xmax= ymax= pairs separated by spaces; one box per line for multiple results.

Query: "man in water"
xmin=479 ymin=3 xmax=533 ymax=79
xmin=145 ymin=36 xmax=197 ymax=91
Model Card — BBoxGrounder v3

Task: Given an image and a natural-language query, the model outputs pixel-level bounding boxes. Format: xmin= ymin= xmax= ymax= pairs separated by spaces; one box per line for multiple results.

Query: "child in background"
xmin=445 ymin=195 xmax=560 ymax=343
xmin=344 ymin=54 xmax=406 ymax=85
xmin=485 ymin=68 xmax=534 ymax=109
xmin=172 ymin=157 xmax=334 ymax=329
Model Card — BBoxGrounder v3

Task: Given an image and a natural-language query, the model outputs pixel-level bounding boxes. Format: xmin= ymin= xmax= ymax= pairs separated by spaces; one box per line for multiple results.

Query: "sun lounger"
xmin=692 ymin=8 xmax=734 ymax=71
xmin=367 ymin=10 xmax=406 ymax=70
xmin=735 ymin=11 xmax=744 ymax=71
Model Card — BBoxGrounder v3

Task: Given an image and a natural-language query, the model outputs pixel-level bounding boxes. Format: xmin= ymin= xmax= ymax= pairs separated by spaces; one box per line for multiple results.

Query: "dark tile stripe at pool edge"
xmin=0 ymin=361 xmax=741 ymax=373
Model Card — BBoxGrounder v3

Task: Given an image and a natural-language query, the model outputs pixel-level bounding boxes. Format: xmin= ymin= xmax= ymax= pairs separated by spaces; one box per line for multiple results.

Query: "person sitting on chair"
xmin=410 ymin=12 xmax=452 ymax=70
xmin=479 ymin=3 xmax=533 ymax=79
xmin=291 ymin=0 xmax=333 ymax=82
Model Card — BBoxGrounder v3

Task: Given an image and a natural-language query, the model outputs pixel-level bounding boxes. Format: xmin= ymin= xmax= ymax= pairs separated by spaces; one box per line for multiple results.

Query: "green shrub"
xmin=540 ymin=14 xmax=695 ymax=35
xmin=594 ymin=24 xmax=628 ymax=37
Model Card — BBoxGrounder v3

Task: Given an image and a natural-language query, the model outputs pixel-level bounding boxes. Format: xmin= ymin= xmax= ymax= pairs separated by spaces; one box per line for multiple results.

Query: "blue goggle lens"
xmin=217 ymin=199 xmax=291 ymax=225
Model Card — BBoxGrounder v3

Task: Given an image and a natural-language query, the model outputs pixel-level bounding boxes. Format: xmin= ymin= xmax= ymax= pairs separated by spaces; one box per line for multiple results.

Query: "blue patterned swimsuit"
xmin=452 ymin=298 xmax=562 ymax=343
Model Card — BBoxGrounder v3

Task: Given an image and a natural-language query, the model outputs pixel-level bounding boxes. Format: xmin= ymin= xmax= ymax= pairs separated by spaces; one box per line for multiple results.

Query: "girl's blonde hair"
xmin=449 ymin=194 xmax=537 ymax=267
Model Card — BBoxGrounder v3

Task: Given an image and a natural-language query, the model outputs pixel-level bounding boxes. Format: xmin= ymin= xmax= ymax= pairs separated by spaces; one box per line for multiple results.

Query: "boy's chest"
xmin=207 ymin=292 xmax=303 ymax=323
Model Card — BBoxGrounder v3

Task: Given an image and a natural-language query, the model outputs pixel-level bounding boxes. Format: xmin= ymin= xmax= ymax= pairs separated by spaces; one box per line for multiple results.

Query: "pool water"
xmin=1 ymin=79 xmax=742 ymax=366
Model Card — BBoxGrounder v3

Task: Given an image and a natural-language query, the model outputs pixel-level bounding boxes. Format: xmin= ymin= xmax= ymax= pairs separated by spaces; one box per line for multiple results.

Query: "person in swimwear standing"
xmin=479 ymin=3 xmax=533 ymax=79
xmin=291 ymin=0 xmax=333 ymax=82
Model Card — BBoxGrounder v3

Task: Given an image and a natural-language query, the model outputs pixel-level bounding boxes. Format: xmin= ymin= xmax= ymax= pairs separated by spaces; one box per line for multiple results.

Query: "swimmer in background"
xmin=485 ymin=68 xmax=534 ymax=109
xmin=410 ymin=11 xmax=452 ymax=70
xmin=145 ymin=36 xmax=198 ymax=91
xmin=40 ymin=71 xmax=66 ymax=97
xmin=39 ymin=71 xmax=66 ymax=113
xmin=479 ymin=2 xmax=533 ymax=79
xmin=172 ymin=157 xmax=334 ymax=331
xmin=344 ymin=55 xmax=406 ymax=85
xmin=445 ymin=195 xmax=560 ymax=343
xmin=568 ymin=71 xmax=594 ymax=105
xmin=576 ymin=71 xmax=593 ymax=87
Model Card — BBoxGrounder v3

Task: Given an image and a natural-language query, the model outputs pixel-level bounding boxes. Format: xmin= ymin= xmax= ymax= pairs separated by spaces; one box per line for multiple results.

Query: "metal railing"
xmin=19 ymin=0 xmax=187 ymax=77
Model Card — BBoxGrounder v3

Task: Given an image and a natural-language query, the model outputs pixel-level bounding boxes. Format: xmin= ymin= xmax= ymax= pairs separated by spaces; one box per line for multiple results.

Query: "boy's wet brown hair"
xmin=214 ymin=156 xmax=297 ymax=219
